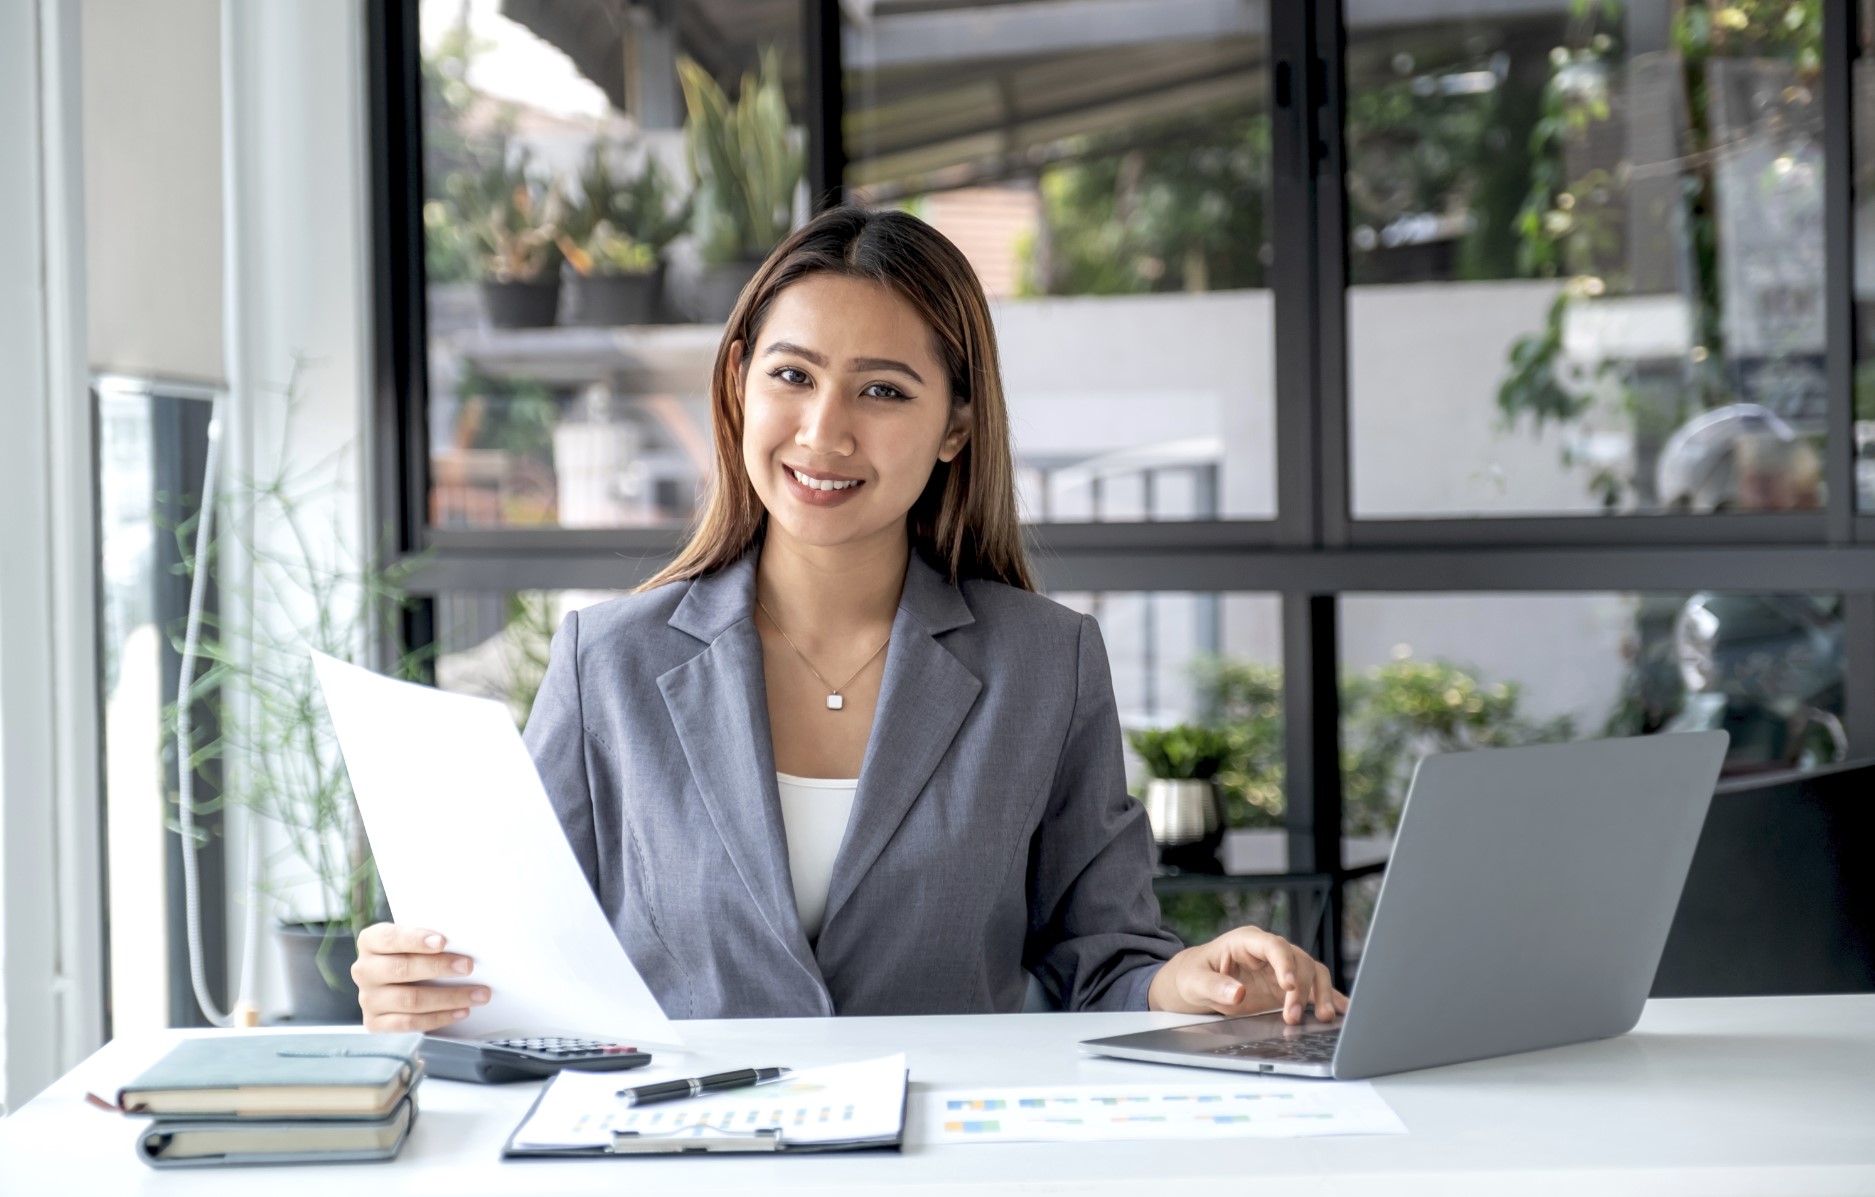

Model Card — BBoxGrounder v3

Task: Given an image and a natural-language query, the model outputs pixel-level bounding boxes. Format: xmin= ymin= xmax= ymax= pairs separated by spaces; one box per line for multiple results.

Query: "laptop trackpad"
xmin=1162 ymin=1020 xmax=1342 ymax=1043
xmin=1127 ymin=1011 xmax=1342 ymax=1051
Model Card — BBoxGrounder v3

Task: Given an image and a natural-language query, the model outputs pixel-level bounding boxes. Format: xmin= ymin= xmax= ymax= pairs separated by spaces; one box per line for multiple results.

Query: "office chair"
xmin=1652 ymin=756 xmax=1875 ymax=997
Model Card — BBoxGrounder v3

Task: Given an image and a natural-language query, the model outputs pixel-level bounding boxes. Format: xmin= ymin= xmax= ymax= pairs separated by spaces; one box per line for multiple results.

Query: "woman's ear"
xmin=938 ymin=401 xmax=973 ymax=464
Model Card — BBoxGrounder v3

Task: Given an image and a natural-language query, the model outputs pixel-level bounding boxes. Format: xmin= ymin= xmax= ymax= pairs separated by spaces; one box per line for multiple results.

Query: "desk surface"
xmin=4 ymin=996 xmax=1873 ymax=1196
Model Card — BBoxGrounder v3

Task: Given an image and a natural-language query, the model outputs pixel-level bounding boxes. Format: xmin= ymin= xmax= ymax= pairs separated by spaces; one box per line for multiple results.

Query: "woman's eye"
xmin=863 ymin=383 xmax=907 ymax=401
xmin=772 ymin=367 xmax=810 ymax=386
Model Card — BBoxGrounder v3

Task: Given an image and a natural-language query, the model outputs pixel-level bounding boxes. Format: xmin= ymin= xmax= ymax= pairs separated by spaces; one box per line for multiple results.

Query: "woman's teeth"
xmin=791 ymin=468 xmax=860 ymax=491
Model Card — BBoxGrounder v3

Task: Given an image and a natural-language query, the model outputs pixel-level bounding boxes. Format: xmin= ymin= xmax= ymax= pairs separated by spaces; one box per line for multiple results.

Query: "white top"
xmin=776 ymin=770 xmax=859 ymax=941
xmin=6 ymin=997 xmax=1872 ymax=1193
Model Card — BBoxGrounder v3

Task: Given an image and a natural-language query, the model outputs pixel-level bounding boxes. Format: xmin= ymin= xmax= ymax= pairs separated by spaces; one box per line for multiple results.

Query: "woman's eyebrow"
xmin=763 ymin=341 xmax=925 ymax=385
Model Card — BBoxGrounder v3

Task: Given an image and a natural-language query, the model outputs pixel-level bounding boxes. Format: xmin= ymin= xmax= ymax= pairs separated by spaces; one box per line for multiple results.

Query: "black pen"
xmin=616 ymin=1067 xmax=791 ymax=1106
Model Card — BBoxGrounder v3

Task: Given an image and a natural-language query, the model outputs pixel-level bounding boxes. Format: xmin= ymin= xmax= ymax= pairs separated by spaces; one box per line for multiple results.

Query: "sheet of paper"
xmin=510 ymin=1054 xmax=909 ymax=1149
xmin=913 ymin=1078 xmax=1406 ymax=1144
xmin=310 ymin=651 xmax=678 ymax=1045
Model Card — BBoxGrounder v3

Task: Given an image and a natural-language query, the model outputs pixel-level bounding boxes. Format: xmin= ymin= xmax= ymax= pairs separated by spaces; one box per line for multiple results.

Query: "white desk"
xmin=3 ymin=996 xmax=1872 ymax=1195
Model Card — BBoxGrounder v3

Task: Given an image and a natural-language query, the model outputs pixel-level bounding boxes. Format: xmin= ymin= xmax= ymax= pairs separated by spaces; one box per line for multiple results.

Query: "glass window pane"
xmin=842 ymin=1 xmax=1277 ymax=521
xmin=98 ymin=384 xmax=176 ymax=1037
xmin=1347 ymin=3 xmax=1829 ymax=518
xmin=418 ymin=0 xmax=805 ymax=529
xmin=1338 ymin=590 xmax=1850 ymax=963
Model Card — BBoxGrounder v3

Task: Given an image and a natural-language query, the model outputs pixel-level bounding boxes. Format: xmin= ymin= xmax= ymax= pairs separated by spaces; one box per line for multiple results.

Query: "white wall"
xmin=0 ymin=0 xmax=106 ymax=1110
xmin=1349 ymin=280 xmax=1602 ymax=517
xmin=994 ymin=289 xmax=1278 ymax=520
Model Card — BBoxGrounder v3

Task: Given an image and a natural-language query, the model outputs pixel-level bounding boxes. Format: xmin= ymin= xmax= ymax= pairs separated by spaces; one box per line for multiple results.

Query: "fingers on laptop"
xmin=1213 ymin=929 xmax=1345 ymax=1022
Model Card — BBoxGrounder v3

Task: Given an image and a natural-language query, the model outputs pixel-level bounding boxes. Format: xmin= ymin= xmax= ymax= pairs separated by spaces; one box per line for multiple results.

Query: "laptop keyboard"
xmin=1203 ymin=1030 xmax=1340 ymax=1063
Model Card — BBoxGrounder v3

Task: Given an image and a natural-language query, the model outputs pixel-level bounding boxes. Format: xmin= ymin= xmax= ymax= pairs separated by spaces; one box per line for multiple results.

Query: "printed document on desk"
xmin=507 ymin=1055 xmax=909 ymax=1153
xmin=914 ymin=1078 xmax=1406 ymax=1144
xmin=310 ymin=652 xmax=678 ymax=1046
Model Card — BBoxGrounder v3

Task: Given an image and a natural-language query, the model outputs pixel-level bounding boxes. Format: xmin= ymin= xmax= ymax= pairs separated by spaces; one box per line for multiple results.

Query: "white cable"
xmin=176 ymin=404 xmax=232 ymax=1028
xmin=216 ymin=0 xmax=263 ymax=1029
xmin=172 ymin=0 xmax=264 ymax=1029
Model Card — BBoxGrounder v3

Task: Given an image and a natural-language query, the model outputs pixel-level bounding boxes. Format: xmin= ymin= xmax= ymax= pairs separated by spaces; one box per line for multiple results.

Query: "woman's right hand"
xmin=352 ymin=923 xmax=489 ymax=1032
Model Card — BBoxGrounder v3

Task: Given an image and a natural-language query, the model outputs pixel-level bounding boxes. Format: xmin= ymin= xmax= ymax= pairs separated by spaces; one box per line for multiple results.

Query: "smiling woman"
xmin=640 ymin=208 xmax=1029 ymax=595
xmin=354 ymin=206 xmax=1346 ymax=1029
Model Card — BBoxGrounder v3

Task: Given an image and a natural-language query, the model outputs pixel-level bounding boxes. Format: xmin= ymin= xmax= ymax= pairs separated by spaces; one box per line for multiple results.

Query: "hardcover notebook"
xmin=503 ymin=1055 xmax=908 ymax=1156
xmin=118 ymin=1033 xmax=423 ymax=1120
xmin=137 ymin=1096 xmax=418 ymax=1169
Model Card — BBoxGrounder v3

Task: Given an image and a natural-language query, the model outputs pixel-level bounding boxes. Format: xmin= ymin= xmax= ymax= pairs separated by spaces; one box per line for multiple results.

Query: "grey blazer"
xmin=521 ymin=544 xmax=1181 ymax=1019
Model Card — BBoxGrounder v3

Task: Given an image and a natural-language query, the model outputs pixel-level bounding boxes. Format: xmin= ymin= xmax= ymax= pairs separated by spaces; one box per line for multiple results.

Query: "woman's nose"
xmin=795 ymin=387 xmax=854 ymax=455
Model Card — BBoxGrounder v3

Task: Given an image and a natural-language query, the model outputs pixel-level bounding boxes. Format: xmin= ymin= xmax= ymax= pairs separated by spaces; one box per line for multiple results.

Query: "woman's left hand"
xmin=1147 ymin=927 xmax=1349 ymax=1023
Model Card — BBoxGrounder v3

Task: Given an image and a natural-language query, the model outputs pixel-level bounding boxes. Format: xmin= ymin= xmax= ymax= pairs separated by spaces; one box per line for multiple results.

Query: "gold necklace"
xmin=756 ymin=598 xmax=890 ymax=711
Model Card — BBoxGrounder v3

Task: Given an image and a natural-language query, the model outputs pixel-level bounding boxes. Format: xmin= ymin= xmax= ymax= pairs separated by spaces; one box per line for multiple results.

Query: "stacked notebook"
xmin=115 ymin=1032 xmax=423 ymax=1168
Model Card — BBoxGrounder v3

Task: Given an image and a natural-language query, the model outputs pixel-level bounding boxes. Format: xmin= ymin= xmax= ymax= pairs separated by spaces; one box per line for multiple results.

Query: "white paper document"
xmin=310 ymin=651 xmax=678 ymax=1045
xmin=913 ymin=1078 xmax=1406 ymax=1144
xmin=510 ymin=1054 xmax=910 ymax=1150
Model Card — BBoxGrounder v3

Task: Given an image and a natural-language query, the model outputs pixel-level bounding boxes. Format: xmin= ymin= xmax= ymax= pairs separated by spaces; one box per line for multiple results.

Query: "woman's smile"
xmin=783 ymin=462 xmax=868 ymax=507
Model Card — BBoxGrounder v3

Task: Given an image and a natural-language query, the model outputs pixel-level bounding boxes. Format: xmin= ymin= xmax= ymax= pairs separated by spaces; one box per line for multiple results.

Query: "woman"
xmin=354 ymin=206 xmax=1347 ymax=1030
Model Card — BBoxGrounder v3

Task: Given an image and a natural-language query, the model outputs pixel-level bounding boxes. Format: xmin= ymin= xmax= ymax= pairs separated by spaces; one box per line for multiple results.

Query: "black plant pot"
xmin=566 ymin=268 xmax=663 ymax=327
xmin=480 ymin=276 xmax=561 ymax=329
xmin=689 ymin=257 xmax=764 ymax=323
xmin=278 ymin=922 xmax=362 ymax=1024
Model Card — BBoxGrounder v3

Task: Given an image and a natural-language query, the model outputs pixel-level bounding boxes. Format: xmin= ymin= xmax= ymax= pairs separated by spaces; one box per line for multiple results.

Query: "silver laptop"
xmin=1082 ymin=731 xmax=1729 ymax=1080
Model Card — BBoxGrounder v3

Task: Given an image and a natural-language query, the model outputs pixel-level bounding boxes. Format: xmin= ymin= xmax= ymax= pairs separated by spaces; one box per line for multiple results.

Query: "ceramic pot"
xmin=480 ymin=276 xmax=561 ymax=329
xmin=277 ymin=922 xmax=362 ymax=1024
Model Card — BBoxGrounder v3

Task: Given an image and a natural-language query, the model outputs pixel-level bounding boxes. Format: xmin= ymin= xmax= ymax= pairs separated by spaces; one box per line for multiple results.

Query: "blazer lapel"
xmin=820 ymin=551 xmax=982 ymax=933
xmin=657 ymin=550 xmax=825 ymax=994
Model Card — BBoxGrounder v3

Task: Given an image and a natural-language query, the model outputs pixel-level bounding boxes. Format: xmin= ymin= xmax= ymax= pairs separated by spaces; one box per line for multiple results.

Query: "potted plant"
xmin=164 ymin=367 xmax=435 ymax=1022
xmin=1126 ymin=724 xmax=1233 ymax=874
xmin=677 ymin=47 xmax=803 ymax=321
xmin=450 ymin=145 xmax=565 ymax=328
xmin=557 ymin=144 xmax=691 ymax=326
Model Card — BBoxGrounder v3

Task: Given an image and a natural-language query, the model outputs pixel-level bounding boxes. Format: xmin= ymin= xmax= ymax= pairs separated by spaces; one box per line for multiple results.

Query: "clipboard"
xmin=499 ymin=1063 xmax=909 ymax=1158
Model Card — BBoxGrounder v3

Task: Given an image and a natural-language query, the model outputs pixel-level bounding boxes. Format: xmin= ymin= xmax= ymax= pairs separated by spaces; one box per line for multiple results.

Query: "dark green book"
xmin=117 ymin=1033 xmax=422 ymax=1119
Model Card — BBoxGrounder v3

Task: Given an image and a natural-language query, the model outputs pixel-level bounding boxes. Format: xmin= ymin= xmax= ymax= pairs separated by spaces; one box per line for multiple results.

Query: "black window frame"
xmin=366 ymin=0 xmax=1875 ymax=984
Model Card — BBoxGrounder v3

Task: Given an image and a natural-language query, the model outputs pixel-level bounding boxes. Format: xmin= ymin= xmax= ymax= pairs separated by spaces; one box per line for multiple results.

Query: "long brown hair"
xmin=635 ymin=206 xmax=1036 ymax=593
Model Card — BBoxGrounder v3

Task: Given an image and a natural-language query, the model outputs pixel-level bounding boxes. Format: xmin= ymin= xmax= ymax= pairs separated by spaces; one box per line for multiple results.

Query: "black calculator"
xmin=420 ymin=1034 xmax=654 ymax=1084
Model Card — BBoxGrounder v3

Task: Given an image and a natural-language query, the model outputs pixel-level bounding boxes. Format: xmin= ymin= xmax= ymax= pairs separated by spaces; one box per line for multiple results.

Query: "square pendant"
xmin=826 ymin=694 xmax=844 ymax=711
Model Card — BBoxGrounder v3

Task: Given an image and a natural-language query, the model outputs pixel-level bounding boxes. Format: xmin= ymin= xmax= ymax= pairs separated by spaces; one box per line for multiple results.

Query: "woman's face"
xmin=734 ymin=273 xmax=970 ymax=554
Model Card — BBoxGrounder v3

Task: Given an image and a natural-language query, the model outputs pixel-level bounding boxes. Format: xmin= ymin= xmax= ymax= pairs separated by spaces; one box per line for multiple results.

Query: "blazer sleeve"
xmin=520 ymin=607 xmax=603 ymax=897
xmin=1025 ymin=612 xmax=1183 ymax=1011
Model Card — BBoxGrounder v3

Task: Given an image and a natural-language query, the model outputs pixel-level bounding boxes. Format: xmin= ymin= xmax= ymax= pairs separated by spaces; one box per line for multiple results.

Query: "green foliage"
xmin=1024 ymin=110 xmax=1269 ymax=296
xmin=499 ymin=592 xmax=561 ymax=732
xmin=558 ymin=144 xmax=691 ymax=277
xmin=1158 ymin=888 xmax=1287 ymax=950
xmin=1126 ymin=724 xmax=1233 ymax=781
xmin=158 ymin=362 xmax=437 ymax=985
xmin=1164 ymin=654 xmax=1572 ymax=838
xmin=448 ymin=145 xmax=565 ymax=282
xmin=454 ymin=364 xmax=559 ymax=462
xmin=1190 ymin=657 xmax=1286 ymax=829
xmin=1857 ymin=361 xmax=1875 ymax=424
xmin=1169 ymin=654 xmax=1575 ymax=838
xmin=1498 ymin=291 xmax=1592 ymax=431
xmin=419 ymin=20 xmax=508 ymax=284
xmin=678 ymin=47 xmax=803 ymax=266
xmin=1340 ymin=658 xmax=1577 ymax=835
xmin=1501 ymin=2 xmax=1824 ymax=498
xmin=1670 ymin=0 xmax=1823 ymax=72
